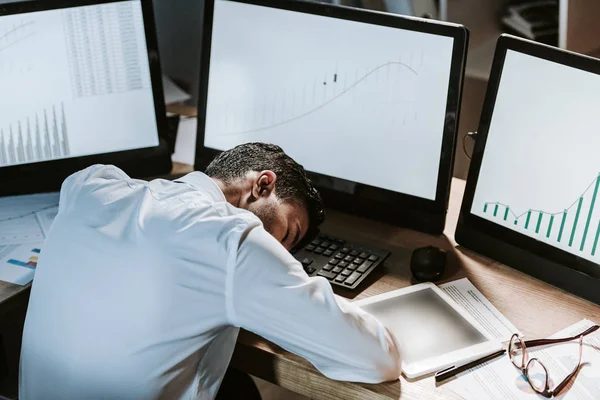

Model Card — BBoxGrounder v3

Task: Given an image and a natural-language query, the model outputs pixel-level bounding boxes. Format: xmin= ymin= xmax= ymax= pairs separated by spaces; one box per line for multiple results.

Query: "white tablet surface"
xmin=354 ymin=282 xmax=502 ymax=379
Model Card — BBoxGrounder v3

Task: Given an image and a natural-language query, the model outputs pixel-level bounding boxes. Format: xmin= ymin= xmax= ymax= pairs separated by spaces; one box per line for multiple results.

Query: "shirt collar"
xmin=175 ymin=172 xmax=227 ymax=203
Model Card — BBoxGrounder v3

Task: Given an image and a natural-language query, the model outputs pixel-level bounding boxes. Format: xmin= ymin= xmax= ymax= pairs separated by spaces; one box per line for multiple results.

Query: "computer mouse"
xmin=410 ymin=246 xmax=447 ymax=282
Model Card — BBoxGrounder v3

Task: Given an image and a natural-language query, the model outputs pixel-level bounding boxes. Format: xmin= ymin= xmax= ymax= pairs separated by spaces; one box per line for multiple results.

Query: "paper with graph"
xmin=0 ymin=192 xmax=59 ymax=285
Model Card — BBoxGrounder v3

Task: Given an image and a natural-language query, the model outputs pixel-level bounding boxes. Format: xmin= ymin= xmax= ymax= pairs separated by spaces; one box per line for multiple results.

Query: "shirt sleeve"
xmin=228 ymin=225 xmax=401 ymax=383
xmin=58 ymin=164 xmax=130 ymax=213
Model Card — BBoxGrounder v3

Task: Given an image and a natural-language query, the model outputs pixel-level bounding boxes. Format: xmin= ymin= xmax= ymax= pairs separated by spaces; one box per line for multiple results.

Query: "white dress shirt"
xmin=20 ymin=164 xmax=400 ymax=399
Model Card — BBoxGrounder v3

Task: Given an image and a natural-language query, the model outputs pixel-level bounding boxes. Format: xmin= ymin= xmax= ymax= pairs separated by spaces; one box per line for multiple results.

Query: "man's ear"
xmin=251 ymin=170 xmax=277 ymax=200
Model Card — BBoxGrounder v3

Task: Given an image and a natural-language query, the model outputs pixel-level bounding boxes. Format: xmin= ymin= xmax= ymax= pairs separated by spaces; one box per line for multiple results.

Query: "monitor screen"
xmin=471 ymin=49 xmax=600 ymax=266
xmin=203 ymin=0 xmax=455 ymax=201
xmin=0 ymin=0 xmax=159 ymax=168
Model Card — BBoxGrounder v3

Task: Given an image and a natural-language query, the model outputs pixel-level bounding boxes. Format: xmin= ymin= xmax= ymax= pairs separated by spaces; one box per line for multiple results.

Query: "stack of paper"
xmin=445 ymin=319 xmax=600 ymax=400
xmin=440 ymin=278 xmax=522 ymax=342
xmin=171 ymin=118 xmax=197 ymax=166
xmin=0 ymin=192 xmax=59 ymax=285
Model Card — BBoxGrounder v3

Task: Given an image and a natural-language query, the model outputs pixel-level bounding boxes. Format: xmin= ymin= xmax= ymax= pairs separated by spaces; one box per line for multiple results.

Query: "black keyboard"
xmin=292 ymin=233 xmax=390 ymax=289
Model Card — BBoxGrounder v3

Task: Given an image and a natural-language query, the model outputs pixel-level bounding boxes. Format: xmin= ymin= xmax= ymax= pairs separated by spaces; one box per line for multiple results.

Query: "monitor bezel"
xmin=0 ymin=0 xmax=170 ymax=196
xmin=456 ymin=34 xmax=600 ymax=304
xmin=195 ymin=0 xmax=468 ymax=235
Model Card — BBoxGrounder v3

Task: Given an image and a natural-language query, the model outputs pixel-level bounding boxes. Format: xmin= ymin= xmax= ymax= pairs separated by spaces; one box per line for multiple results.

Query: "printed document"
xmin=440 ymin=278 xmax=522 ymax=342
xmin=0 ymin=193 xmax=59 ymax=285
xmin=445 ymin=319 xmax=600 ymax=400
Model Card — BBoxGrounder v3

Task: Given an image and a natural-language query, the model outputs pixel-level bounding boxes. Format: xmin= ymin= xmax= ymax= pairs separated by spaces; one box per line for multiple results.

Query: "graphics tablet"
xmin=353 ymin=282 xmax=501 ymax=379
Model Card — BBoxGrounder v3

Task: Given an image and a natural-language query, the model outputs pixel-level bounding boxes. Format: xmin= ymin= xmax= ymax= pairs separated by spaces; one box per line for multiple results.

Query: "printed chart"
xmin=0 ymin=193 xmax=59 ymax=285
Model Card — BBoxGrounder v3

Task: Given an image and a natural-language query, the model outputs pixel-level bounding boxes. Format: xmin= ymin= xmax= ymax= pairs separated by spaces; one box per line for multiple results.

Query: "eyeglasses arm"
xmin=552 ymin=336 xmax=584 ymax=396
xmin=524 ymin=325 xmax=599 ymax=349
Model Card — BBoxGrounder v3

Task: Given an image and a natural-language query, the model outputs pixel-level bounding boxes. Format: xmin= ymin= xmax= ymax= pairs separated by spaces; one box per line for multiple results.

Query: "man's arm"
xmin=228 ymin=225 xmax=401 ymax=383
xmin=58 ymin=164 xmax=130 ymax=213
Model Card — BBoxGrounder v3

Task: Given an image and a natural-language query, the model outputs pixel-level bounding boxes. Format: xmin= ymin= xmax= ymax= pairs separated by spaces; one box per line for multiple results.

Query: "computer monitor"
xmin=457 ymin=35 xmax=600 ymax=305
xmin=195 ymin=0 xmax=468 ymax=234
xmin=0 ymin=0 xmax=169 ymax=196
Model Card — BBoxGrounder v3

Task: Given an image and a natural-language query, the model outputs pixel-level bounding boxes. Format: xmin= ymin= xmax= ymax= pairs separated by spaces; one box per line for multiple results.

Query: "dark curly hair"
xmin=205 ymin=143 xmax=325 ymax=241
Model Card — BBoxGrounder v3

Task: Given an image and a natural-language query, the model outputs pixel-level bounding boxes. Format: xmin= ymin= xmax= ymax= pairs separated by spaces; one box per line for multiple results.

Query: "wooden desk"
xmin=229 ymin=178 xmax=600 ymax=400
xmin=1 ymin=169 xmax=599 ymax=399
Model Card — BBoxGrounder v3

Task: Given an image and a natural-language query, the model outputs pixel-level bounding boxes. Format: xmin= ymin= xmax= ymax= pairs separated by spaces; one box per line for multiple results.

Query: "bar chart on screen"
xmin=0 ymin=103 xmax=70 ymax=167
xmin=468 ymin=49 xmax=600 ymax=266
xmin=480 ymin=173 xmax=600 ymax=259
xmin=0 ymin=1 xmax=159 ymax=168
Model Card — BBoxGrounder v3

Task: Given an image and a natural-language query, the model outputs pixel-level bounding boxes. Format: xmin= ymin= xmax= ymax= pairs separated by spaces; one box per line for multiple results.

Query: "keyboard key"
xmin=368 ymin=255 xmax=379 ymax=262
xmin=341 ymin=247 xmax=350 ymax=254
xmin=305 ymin=267 xmax=316 ymax=274
xmin=352 ymin=258 xmax=362 ymax=264
xmin=314 ymin=247 xmax=325 ymax=255
xmin=335 ymin=275 xmax=346 ymax=283
xmin=321 ymin=241 xmax=331 ymax=248
xmin=341 ymin=268 xmax=353 ymax=276
xmin=347 ymin=263 xmax=357 ymax=271
xmin=335 ymin=239 xmax=345 ymax=245
xmin=329 ymin=258 xmax=339 ymax=265
xmin=311 ymin=240 xmax=322 ymax=246
xmin=323 ymin=250 xmax=334 ymax=257
xmin=345 ymin=271 xmax=362 ymax=286
xmin=328 ymin=244 xmax=339 ymax=251
xmin=359 ymin=252 xmax=369 ymax=259
xmin=322 ymin=264 xmax=333 ymax=271
xmin=332 ymin=266 xmax=343 ymax=273
xmin=339 ymin=261 xmax=349 ymax=268
xmin=318 ymin=270 xmax=337 ymax=280
xmin=343 ymin=255 xmax=354 ymax=262
xmin=335 ymin=253 xmax=344 ymax=259
xmin=301 ymin=258 xmax=313 ymax=267
xmin=357 ymin=261 xmax=373 ymax=273
xmin=350 ymin=250 xmax=359 ymax=257
xmin=305 ymin=245 xmax=316 ymax=252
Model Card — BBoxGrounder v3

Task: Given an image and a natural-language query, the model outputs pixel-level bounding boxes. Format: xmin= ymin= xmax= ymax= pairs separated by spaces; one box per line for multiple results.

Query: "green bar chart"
xmin=569 ymin=198 xmax=583 ymax=247
xmin=546 ymin=215 xmax=554 ymax=238
xmin=482 ymin=174 xmax=600 ymax=257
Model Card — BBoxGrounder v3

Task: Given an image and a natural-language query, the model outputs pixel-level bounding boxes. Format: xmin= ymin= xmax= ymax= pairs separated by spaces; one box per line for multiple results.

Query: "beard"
xmin=247 ymin=201 xmax=278 ymax=234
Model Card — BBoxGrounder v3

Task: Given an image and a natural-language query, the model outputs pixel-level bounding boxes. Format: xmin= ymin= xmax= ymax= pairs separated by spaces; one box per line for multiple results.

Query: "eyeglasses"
xmin=508 ymin=325 xmax=599 ymax=398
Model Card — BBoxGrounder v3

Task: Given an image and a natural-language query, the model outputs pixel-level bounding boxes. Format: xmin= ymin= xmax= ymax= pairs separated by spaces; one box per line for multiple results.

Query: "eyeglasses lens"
xmin=509 ymin=335 xmax=524 ymax=368
xmin=526 ymin=358 xmax=548 ymax=393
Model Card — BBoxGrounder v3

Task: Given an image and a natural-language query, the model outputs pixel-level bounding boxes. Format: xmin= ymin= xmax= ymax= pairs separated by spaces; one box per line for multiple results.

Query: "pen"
xmin=434 ymin=349 xmax=506 ymax=383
